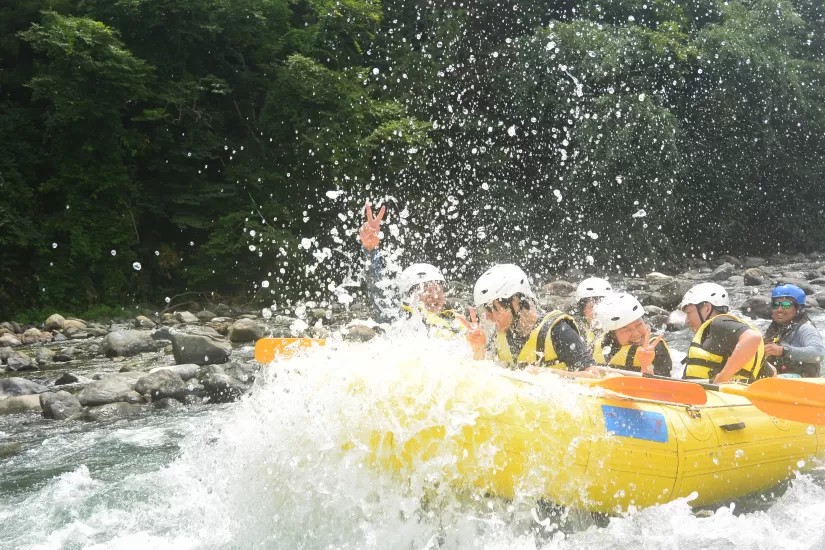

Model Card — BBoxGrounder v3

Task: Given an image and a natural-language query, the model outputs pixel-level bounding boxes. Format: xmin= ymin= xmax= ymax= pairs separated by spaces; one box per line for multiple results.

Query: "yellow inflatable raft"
xmin=350 ymin=361 xmax=825 ymax=514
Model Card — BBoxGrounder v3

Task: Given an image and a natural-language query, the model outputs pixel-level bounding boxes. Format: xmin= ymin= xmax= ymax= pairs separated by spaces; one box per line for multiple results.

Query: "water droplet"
xmin=155 ymin=250 xmax=160 ymax=256
xmin=165 ymin=297 xmax=171 ymax=303
xmin=249 ymin=245 xmax=257 ymax=252
xmin=261 ymin=280 xmax=270 ymax=288
xmin=249 ymin=230 xmax=256 ymax=237
xmin=798 ymin=459 xmax=806 ymax=468
xmin=52 ymin=243 xmax=58 ymax=249
xmin=712 ymin=457 xmax=719 ymax=465
xmin=372 ymin=67 xmax=379 ymax=75
xmin=262 ymin=308 xmax=273 ymax=319
xmin=132 ymin=262 xmax=142 ymax=271
xmin=734 ymin=449 xmax=744 ymax=458
xmin=807 ymin=425 xmax=816 ymax=435
xmin=111 ymin=250 xmax=117 ymax=256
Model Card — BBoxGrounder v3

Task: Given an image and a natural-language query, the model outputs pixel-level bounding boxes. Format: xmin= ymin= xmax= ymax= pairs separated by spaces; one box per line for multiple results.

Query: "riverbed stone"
xmin=85 ymin=402 xmax=143 ymax=422
xmin=201 ymin=373 xmax=247 ymax=402
xmin=0 ymin=377 xmax=49 ymax=397
xmin=35 ymin=347 xmax=55 ymax=366
xmin=149 ymin=364 xmax=199 ymax=381
xmin=44 ymin=314 xmax=66 ymax=331
xmin=744 ymin=268 xmax=768 ymax=286
xmin=228 ymin=319 xmax=265 ymax=342
xmin=21 ymin=328 xmax=51 ymax=345
xmin=175 ymin=311 xmax=199 ymax=324
xmin=541 ymin=280 xmax=576 ymax=297
xmin=717 ymin=255 xmax=743 ymax=267
xmin=135 ymin=370 xmax=187 ymax=401
xmin=344 ymin=325 xmax=377 ymax=342
xmin=77 ymin=376 xmax=138 ymax=406
xmin=196 ymin=310 xmax=217 ymax=321
xmin=62 ymin=319 xmax=87 ymax=332
xmin=100 ymin=330 xmax=159 ymax=357
xmin=743 ymin=256 xmax=767 ymax=268
xmin=54 ymin=372 xmax=89 ymax=386
xmin=0 ymin=394 xmax=42 ymax=415
xmin=643 ymin=279 xmax=693 ymax=311
xmin=53 ymin=333 xmax=68 ymax=342
xmin=153 ymin=397 xmax=184 ymax=410
xmin=40 ymin=391 xmax=82 ymax=420
xmin=710 ymin=262 xmax=736 ymax=281
xmin=776 ymin=277 xmax=816 ymax=296
xmin=0 ymin=333 xmax=22 ymax=347
xmin=224 ymin=361 xmax=259 ymax=384
xmin=6 ymin=351 xmax=36 ymax=372
xmin=161 ymin=313 xmax=179 ymax=326
xmin=135 ymin=315 xmax=157 ymax=329
xmin=170 ymin=331 xmax=232 ymax=365
xmin=742 ymin=296 xmax=773 ymax=320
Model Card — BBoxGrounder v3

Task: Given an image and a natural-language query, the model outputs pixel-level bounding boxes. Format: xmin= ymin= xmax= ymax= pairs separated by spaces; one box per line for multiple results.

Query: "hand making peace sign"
xmin=456 ymin=307 xmax=487 ymax=360
xmin=635 ymin=326 xmax=664 ymax=375
xmin=359 ymin=202 xmax=386 ymax=251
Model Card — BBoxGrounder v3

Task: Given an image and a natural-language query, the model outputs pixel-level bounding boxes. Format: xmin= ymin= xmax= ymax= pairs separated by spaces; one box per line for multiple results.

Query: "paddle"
xmin=594 ymin=366 xmax=825 ymax=426
xmin=588 ymin=376 xmax=708 ymax=405
xmin=254 ymin=338 xmax=326 ymax=363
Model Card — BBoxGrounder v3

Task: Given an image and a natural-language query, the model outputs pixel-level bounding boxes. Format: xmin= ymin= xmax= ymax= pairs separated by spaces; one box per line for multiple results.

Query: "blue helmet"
xmin=772 ymin=284 xmax=806 ymax=306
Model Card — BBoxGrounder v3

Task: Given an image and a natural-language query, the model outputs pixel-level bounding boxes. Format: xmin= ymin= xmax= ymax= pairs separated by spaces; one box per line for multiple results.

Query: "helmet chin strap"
xmin=696 ymin=301 xmax=709 ymax=325
xmin=507 ymin=298 xmax=523 ymax=335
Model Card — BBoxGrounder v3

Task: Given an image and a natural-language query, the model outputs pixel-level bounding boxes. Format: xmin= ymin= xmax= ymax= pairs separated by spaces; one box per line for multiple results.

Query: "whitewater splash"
xmin=3 ymin=324 xmax=825 ymax=549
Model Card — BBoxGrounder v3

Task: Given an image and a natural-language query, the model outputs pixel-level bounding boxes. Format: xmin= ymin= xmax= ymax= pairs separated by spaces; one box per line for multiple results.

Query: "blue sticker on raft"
xmin=601 ymin=405 xmax=668 ymax=443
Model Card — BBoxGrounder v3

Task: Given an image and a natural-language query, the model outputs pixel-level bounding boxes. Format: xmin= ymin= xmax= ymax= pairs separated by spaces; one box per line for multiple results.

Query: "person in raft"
xmin=573 ymin=277 xmax=614 ymax=353
xmin=359 ymin=202 xmax=465 ymax=338
xmin=762 ymin=284 xmax=825 ymax=378
xmin=459 ymin=264 xmax=593 ymax=370
xmin=593 ymin=292 xmax=673 ymax=377
xmin=679 ymin=282 xmax=767 ymax=383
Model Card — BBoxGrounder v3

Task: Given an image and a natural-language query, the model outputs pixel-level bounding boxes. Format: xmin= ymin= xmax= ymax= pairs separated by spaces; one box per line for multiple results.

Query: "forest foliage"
xmin=1 ymin=0 xmax=824 ymax=318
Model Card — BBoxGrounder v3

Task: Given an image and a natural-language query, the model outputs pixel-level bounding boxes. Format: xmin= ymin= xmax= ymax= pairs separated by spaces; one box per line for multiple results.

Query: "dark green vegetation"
xmin=1 ymin=0 xmax=824 ymax=318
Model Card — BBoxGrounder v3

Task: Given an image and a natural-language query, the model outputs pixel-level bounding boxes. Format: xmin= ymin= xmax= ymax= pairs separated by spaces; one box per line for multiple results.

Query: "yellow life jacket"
xmin=684 ymin=313 xmax=765 ymax=382
xmin=496 ymin=311 xmax=579 ymax=369
xmin=401 ymin=304 xmax=466 ymax=340
xmin=594 ymin=338 xmax=672 ymax=372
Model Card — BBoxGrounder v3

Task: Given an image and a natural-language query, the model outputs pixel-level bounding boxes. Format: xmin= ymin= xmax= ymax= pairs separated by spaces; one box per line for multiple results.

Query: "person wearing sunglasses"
xmin=762 ymin=284 xmax=824 ymax=378
xmin=359 ymin=203 xmax=465 ymax=338
xmin=593 ymin=293 xmax=673 ymax=377
xmin=679 ymin=283 xmax=766 ymax=383
xmin=574 ymin=277 xmax=614 ymax=353
xmin=459 ymin=264 xmax=593 ymax=371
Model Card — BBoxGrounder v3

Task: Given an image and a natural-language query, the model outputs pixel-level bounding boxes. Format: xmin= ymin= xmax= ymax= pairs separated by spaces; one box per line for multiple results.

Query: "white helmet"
xmin=575 ymin=277 xmax=613 ymax=301
xmin=473 ymin=264 xmax=534 ymax=307
xmin=678 ymin=282 xmax=729 ymax=311
xmin=398 ymin=263 xmax=446 ymax=297
xmin=595 ymin=292 xmax=645 ymax=332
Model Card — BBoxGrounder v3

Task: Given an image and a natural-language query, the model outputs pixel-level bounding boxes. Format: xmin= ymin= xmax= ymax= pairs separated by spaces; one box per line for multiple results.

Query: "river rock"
xmin=135 ymin=315 xmax=157 ymax=329
xmin=743 ymin=256 xmax=767 ymax=268
xmin=135 ymin=370 xmax=187 ymax=400
xmin=224 ymin=362 xmax=259 ymax=384
xmin=645 ymin=272 xmax=672 ymax=282
xmin=717 ymin=255 xmax=742 ymax=267
xmin=228 ymin=319 xmax=265 ymax=343
xmin=0 ymin=394 xmax=42 ymax=415
xmin=44 ymin=314 xmax=66 ymax=331
xmin=6 ymin=351 xmax=36 ymax=372
xmin=54 ymin=372 xmax=89 ymax=385
xmin=63 ymin=319 xmax=87 ymax=332
xmin=64 ymin=327 xmax=89 ymax=340
xmin=776 ymin=277 xmax=816 ymax=296
xmin=100 ymin=330 xmax=159 ymax=357
xmin=175 ymin=311 xmax=199 ymax=324
xmin=85 ymin=402 xmax=143 ymax=422
xmin=77 ymin=376 xmax=139 ymax=406
xmin=153 ymin=397 xmax=184 ymax=410
xmin=643 ymin=279 xmax=693 ymax=311
xmin=0 ymin=333 xmax=22 ymax=347
xmin=742 ymin=296 xmax=773 ymax=320
xmin=0 ymin=442 xmax=23 ymax=459
xmin=53 ymin=333 xmax=68 ymax=342
xmin=214 ymin=303 xmax=233 ymax=316
xmin=21 ymin=328 xmax=51 ymax=345
xmin=35 ymin=347 xmax=55 ymax=365
xmin=53 ymin=347 xmax=76 ymax=362
xmin=743 ymin=268 xmax=768 ymax=286
xmin=0 ymin=322 xmax=14 ymax=333
xmin=161 ymin=313 xmax=179 ymax=326
xmin=344 ymin=325 xmax=377 ymax=342
xmin=40 ymin=391 xmax=82 ymax=420
xmin=170 ymin=331 xmax=232 ymax=365
xmin=86 ymin=324 xmax=109 ymax=337
xmin=0 ymin=377 xmax=49 ymax=397
xmin=710 ymin=262 xmax=736 ymax=281
xmin=196 ymin=310 xmax=217 ymax=321
xmin=541 ymin=280 xmax=576 ymax=297
xmin=149 ymin=364 xmax=199 ymax=381
xmin=806 ymin=297 xmax=820 ymax=308
xmin=201 ymin=373 xmax=247 ymax=402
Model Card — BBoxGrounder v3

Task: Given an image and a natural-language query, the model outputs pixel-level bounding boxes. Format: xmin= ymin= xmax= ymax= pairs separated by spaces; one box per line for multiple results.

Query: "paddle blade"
xmin=735 ymin=378 xmax=825 ymax=426
xmin=594 ymin=376 xmax=708 ymax=405
xmin=254 ymin=338 xmax=326 ymax=363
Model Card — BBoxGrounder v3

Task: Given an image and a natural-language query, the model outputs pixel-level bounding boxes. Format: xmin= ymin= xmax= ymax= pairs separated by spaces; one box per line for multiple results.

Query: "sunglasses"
xmin=772 ymin=301 xmax=795 ymax=310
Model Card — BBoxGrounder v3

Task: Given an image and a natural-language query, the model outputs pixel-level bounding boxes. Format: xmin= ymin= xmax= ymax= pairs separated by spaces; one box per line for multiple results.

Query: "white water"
xmin=3 ymin=322 xmax=825 ymax=549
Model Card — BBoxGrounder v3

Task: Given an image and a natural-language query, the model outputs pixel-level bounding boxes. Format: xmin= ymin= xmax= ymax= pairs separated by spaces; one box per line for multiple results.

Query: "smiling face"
xmin=682 ymin=302 xmax=712 ymax=333
xmin=412 ymin=281 xmax=446 ymax=313
xmin=484 ymin=299 xmax=515 ymax=332
xmin=771 ymin=297 xmax=798 ymax=325
xmin=613 ymin=318 xmax=648 ymax=346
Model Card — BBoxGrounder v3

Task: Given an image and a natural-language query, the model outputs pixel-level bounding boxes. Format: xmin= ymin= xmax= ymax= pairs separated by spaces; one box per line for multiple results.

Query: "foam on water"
xmin=3 ymin=324 xmax=825 ymax=549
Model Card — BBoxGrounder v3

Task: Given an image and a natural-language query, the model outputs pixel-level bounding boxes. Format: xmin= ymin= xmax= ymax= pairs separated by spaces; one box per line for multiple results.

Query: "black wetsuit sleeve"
xmin=652 ymin=341 xmax=673 ymax=378
xmin=703 ymin=317 xmax=748 ymax=358
xmin=550 ymin=321 xmax=593 ymax=371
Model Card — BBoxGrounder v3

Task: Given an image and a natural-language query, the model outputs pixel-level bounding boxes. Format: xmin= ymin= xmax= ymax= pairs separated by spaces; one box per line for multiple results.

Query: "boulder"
xmin=309 ymin=309 xmax=330 ymax=323
xmin=643 ymin=305 xmax=668 ymax=316
xmin=53 ymin=347 xmax=76 ymax=362
xmin=85 ymin=402 xmax=143 ymax=422
xmin=63 ymin=319 xmax=87 ymax=331
xmin=0 ymin=377 xmax=49 ymax=397
xmin=344 ymin=325 xmax=377 ymax=342
xmin=21 ymin=328 xmax=51 ymax=345
xmin=0 ymin=333 xmax=22 ymax=347
xmin=743 ymin=268 xmax=768 ymax=286
xmin=53 ymin=333 xmax=68 ymax=342
xmin=0 ymin=394 xmax=42 ymax=415
xmin=77 ymin=376 xmax=139 ymax=406
xmin=6 ymin=351 xmax=36 ymax=372
xmin=40 ymin=391 xmax=82 ymax=420
xmin=541 ymin=280 xmax=576 ymax=297
xmin=85 ymin=324 xmax=109 ymax=337
xmin=710 ymin=262 xmax=736 ymax=281
xmin=170 ymin=331 xmax=232 ymax=365
xmin=175 ymin=311 xmax=200 ymax=324
xmin=807 ymin=297 xmax=820 ymax=308
xmin=201 ymin=373 xmax=248 ymax=403
xmin=776 ymin=277 xmax=816 ymax=296
xmin=645 ymin=272 xmax=672 ymax=282
xmin=224 ymin=361 xmax=259 ymax=384
xmin=0 ymin=442 xmax=23 ymax=459
xmin=149 ymin=363 xmax=199 ymax=381
xmin=215 ymin=303 xmax=233 ymax=316
xmin=742 ymin=296 xmax=773 ymax=320
xmin=743 ymin=256 xmax=767 ymax=268
xmin=100 ymin=330 xmax=160 ymax=357
xmin=0 ymin=322 xmax=14 ymax=333
xmin=35 ymin=347 xmax=55 ymax=366
xmin=717 ymin=255 xmax=743 ymax=267
xmin=44 ymin=314 xmax=66 ymax=331
xmin=135 ymin=315 xmax=157 ymax=329
xmin=809 ymin=278 xmax=825 ymax=286
xmin=196 ymin=310 xmax=217 ymax=321
xmin=161 ymin=313 xmax=179 ymax=326
xmin=54 ymin=372 xmax=90 ymax=386
xmin=228 ymin=319 xmax=265 ymax=342
xmin=153 ymin=397 xmax=184 ymax=410
xmin=64 ymin=327 xmax=89 ymax=340
xmin=642 ymin=279 xmax=693 ymax=311
xmin=134 ymin=370 xmax=187 ymax=400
